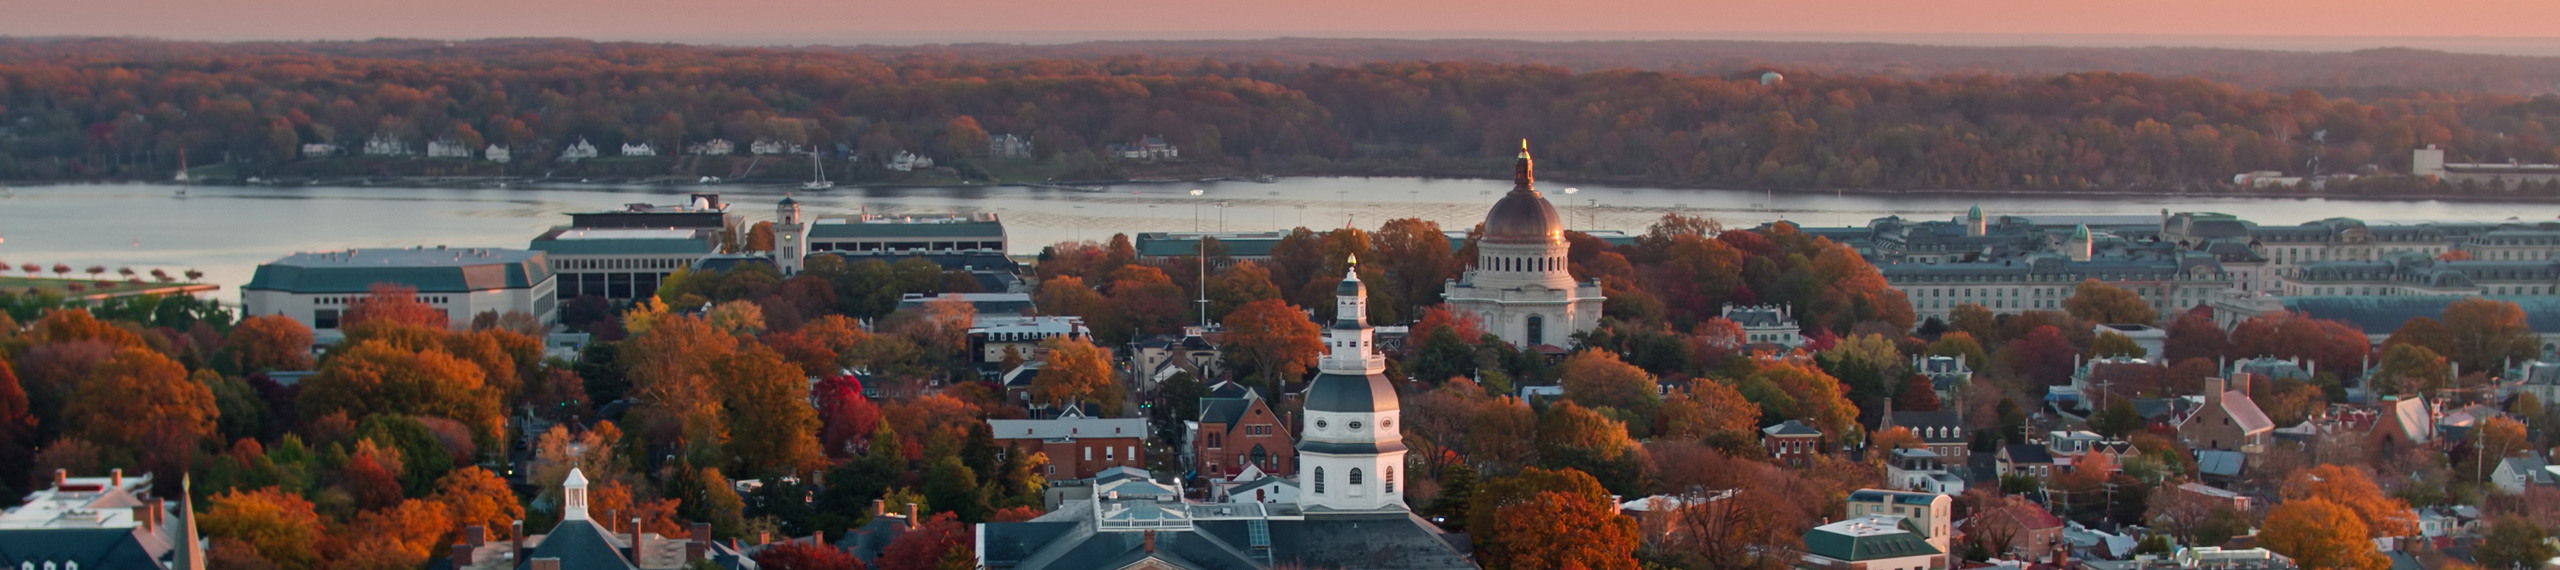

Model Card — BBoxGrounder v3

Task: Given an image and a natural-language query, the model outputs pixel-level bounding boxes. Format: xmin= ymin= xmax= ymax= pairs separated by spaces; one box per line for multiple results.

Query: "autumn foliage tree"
xmin=2063 ymin=279 xmax=2159 ymax=326
xmin=226 ymin=314 xmax=317 ymax=373
xmin=201 ymin=487 xmax=326 ymax=570
xmin=1029 ymin=335 xmax=1120 ymax=416
xmin=2279 ymin=465 xmax=2417 ymax=539
xmin=1468 ymin=467 xmax=1639 ymax=570
xmin=1561 ymin=349 xmax=1661 ymax=415
xmin=1220 ymin=298 xmax=1323 ymax=385
xmin=342 ymin=283 xmax=449 ymax=331
xmin=63 ymin=347 xmax=216 ymax=478
xmin=2260 ymin=498 xmax=2388 ymax=570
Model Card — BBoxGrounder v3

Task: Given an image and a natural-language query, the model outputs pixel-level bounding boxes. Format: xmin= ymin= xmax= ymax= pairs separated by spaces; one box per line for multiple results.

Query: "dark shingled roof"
xmin=833 ymin=515 xmax=911 ymax=564
xmin=514 ymin=519 xmax=636 ymax=570
xmin=0 ymin=528 xmax=165 ymax=568
xmin=1199 ymin=398 xmax=1253 ymax=426
xmin=1197 ymin=513 xmax=1476 ymax=570
xmin=2003 ymin=444 xmax=2055 ymax=465
xmin=1763 ymin=420 xmax=1821 ymax=437
xmin=1301 ymin=371 xmax=1397 ymax=414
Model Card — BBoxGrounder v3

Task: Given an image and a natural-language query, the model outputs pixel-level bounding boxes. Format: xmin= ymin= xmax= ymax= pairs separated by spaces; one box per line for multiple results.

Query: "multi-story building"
xmin=427 ymin=138 xmax=473 ymax=158
xmin=1880 ymin=407 xmax=1969 ymax=460
xmin=1762 ymin=420 xmax=1823 ymax=467
xmin=788 ymin=212 xmax=1007 ymax=254
xmin=1883 ymin=449 xmax=1966 ymax=495
xmin=989 ymin=134 xmax=1034 ymax=159
xmin=987 ymin=413 xmax=1149 ymax=481
xmin=1801 ymin=516 xmax=1945 ymax=570
xmin=448 ymin=469 xmax=756 ymax=569
xmin=1723 ymin=304 xmax=1803 ymax=348
xmin=1883 ymin=253 xmax=2233 ymax=323
xmin=620 ymin=142 xmax=657 ymax=157
xmin=530 ymin=227 xmax=720 ymax=301
xmin=0 ymin=470 xmax=202 ymax=570
xmin=243 ymin=247 xmax=557 ymax=344
xmin=1845 ymin=489 xmax=1954 ymax=556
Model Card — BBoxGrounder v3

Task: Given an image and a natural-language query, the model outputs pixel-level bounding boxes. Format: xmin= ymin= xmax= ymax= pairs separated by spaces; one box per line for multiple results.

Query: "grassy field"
xmin=0 ymin=275 xmax=204 ymax=297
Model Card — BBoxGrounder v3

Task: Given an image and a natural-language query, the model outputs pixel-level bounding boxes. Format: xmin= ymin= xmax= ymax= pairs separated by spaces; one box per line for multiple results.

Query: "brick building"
xmin=1190 ymin=382 xmax=1295 ymax=479
xmin=2176 ymin=376 xmax=2274 ymax=453
xmin=988 ymin=413 xmax=1149 ymax=480
xmin=1763 ymin=420 xmax=1823 ymax=467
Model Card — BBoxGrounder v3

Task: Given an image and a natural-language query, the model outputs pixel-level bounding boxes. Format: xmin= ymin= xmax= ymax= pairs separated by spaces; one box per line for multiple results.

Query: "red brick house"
xmin=1190 ymin=384 xmax=1294 ymax=479
xmin=1762 ymin=420 xmax=1823 ymax=467
xmin=987 ymin=412 xmax=1150 ymax=481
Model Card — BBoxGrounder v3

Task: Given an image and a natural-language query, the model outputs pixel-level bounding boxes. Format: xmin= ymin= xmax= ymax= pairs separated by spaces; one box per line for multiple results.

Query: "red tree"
xmin=875 ymin=512 xmax=969 ymax=570
xmin=814 ymin=374 xmax=883 ymax=458
xmin=751 ymin=541 xmax=862 ymax=570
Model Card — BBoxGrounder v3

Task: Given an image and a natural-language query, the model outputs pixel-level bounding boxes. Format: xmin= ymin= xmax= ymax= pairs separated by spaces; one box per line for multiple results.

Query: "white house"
xmin=750 ymin=139 xmax=795 ymax=155
xmin=687 ymin=139 xmax=735 ymax=156
xmin=886 ymin=150 xmax=934 ymax=172
xmin=1216 ymin=464 xmax=1300 ymax=505
xmin=2492 ymin=456 xmax=2555 ymax=494
xmin=300 ymin=143 xmax=342 ymax=158
xmin=558 ymin=137 xmax=599 ymax=162
xmin=485 ymin=144 xmax=512 ymax=164
xmin=1885 ymin=448 xmax=1967 ymax=495
xmin=990 ymin=134 xmax=1034 ymax=159
xmin=426 ymin=138 xmax=473 ymax=159
xmin=363 ymin=132 xmax=411 ymax=156
xmin=1724 ymin=304 xmax=1804 ymax=348
xmin=621 ymin=142 xmax=657 ymax=157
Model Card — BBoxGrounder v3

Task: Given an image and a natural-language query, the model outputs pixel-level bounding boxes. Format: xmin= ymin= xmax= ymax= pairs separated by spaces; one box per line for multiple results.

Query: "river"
xmin=1 ymin=178 xmax=2554 ymax=298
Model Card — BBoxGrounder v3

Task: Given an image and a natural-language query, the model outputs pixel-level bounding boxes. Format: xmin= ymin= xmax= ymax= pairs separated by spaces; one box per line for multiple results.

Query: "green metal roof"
xmin=245 ymin=248 xmax=551 ymax=293
xmin=807 ymin=220 xmax=1005 ymax=239
xmin=1803 ymin=518 xmax=1940 ymax=562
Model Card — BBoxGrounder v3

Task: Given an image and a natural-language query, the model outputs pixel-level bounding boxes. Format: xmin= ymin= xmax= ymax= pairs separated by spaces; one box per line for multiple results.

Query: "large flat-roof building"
xmin=566 ymin=193 xmax=734 ymax=231
xmin=243 ymin=247 xmax=556 ymax=343
xmin=800 ymin=212 xmax=1007 ymax=254
xmin=530 ymin=227 xmax=720 ymax=301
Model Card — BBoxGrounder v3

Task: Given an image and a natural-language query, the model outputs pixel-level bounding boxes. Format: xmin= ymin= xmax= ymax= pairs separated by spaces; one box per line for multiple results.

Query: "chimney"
xmin=531 ymin=559 xmax=561 ymax=570
xmin=511 ymin=520 xmax=524 ymax=558
xmin=132 ymin=506 xmax=154 ymax=532
xmin=451 ymin=541 xmax=475 ymax=569
xmin=689 ymin=522 xmax=712 ymax=560
xmin=907 ymin=503 xmax=919 ymax=529
xmin=2230 ymin=373 xmax=2251 ymax=398
xmin=874 ymin=499 xmax=886 ymax=517
xmin=692 ymin=523 xmax=711 ymax=541
xmin=629 ymin=518 xmax=644 ymax=564
xmin=467 ymin=524 xmax=487 ymax=547
xmin=53 ymin=469 xmax=65 ymax=490
xmin=111 ymin=469 xmax=123 ymax=489
xmin=148 ymin=498 xmax=165 ymax=528
xmin=2205 ymin=377 xmax=2225 ymax=404
xmin=1143 ymin=530 xmax=1156 ymax=553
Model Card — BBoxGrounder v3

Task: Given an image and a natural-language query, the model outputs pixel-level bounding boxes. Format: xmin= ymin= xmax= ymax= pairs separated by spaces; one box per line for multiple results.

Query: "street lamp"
xmin=1189 ymin=189 xmax=1205 ymax=232
xmin=1563 ymin=187 xmax=1579 ymax=230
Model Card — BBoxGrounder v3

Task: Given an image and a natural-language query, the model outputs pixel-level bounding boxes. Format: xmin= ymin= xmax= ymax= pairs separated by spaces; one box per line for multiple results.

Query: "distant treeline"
xmin=3 ymin=37 xmax=2560 ymax=196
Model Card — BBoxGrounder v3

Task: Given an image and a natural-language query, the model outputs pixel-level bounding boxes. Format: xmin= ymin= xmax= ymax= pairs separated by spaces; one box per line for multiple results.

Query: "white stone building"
xmin=242 ymin=247 xmax=557 ymax=345
xmin=1442 ymin=143 xmax=1605 ymax=349
xmin=484 ymin=144 xmax=511 ymax=163
xmin=687 ymin=139 xmax=735 ymax=156
xmin=621 ymin=142 xmax=657 ymax=157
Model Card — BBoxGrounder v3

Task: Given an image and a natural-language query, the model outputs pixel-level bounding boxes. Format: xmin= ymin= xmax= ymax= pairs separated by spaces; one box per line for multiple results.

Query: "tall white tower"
xmin=1297 ymin=256 xmax=1407 ymax=513
xmin=774 ymin=195 xmax=806 ymax=275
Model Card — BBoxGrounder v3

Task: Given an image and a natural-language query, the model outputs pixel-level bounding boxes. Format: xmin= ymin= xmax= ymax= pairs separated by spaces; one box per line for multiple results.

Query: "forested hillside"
xmin=6 ymin=37 xmax=2560 ymax=196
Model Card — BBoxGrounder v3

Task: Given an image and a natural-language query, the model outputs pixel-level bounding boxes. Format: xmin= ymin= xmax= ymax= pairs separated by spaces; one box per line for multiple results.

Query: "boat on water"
xmin=174 ymin=149 xmax=190 ymax=196
xmin=801 ymin=149 xmax=834 ymax=191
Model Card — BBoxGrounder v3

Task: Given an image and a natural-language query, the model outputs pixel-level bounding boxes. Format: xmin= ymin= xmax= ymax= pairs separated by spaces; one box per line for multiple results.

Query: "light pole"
xmin=1218 ymin=200 xmax=1229 ymax=232
xmin=1189 ymin=189 xmax=1205 ymax=231
xmin=1563 ymin=187 xmax=1579 ymax=229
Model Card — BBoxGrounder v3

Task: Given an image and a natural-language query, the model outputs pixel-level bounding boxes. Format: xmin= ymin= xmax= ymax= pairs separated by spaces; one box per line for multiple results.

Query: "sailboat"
xmin=801 ymin=148 xmax=834 ymax=191
xmin=173 ymin=149 xmax=190 ymax=197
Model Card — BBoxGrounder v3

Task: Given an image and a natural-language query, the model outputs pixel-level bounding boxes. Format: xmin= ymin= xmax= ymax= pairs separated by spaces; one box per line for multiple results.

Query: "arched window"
xmin=1385 ymin=467 xmax=1397 ymax=493
xmin=1250 ymin=445 xmax=1269 ymax=469
xmin=1350 ymin=468 xmax=1364 ymax=486
xmin=1314 ymin=467 xmax=1326 ymax=495
xmin=1526 ymin=314 xmax=1545 ymax=346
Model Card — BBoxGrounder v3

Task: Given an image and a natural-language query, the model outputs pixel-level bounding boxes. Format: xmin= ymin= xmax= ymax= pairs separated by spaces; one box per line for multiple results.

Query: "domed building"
xmin=1443 ymin=142 xmax=1605 ymax=349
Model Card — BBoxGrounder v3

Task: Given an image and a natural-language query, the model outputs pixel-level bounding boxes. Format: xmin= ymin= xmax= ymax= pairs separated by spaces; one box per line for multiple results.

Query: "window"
xmin=314 ymin=308 xmax=341 ymax=330
xmin=1350 ymin=468 xmax=1364 ymax=485
xmin=1314 ymin=467 xmax=1326 ymax=494
xmin=1385 ymin=467 xmax=1396 ymax=493
xmin=1526 ymin=314 xmax=1545 ymax=346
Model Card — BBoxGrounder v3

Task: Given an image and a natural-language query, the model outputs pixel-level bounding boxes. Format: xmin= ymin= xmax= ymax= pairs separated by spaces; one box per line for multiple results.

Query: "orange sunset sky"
xmin=8 ymin=0 xmax=2560 ymax=50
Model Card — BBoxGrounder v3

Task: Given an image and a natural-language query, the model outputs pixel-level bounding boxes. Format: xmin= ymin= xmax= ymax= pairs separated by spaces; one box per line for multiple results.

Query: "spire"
xmin=1512 ymin=139 xmax=1535 ymax=195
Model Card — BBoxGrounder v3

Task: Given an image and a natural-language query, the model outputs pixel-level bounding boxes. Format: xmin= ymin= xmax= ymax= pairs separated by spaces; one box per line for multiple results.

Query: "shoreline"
xmin=12 ymin=172 xmax=2560 ymax=207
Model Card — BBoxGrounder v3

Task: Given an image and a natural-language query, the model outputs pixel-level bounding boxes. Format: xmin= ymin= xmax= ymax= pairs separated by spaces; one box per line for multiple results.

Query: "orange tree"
xmin=1220 ymin=298 xmax=1322 ymax=386
xmin=1467 ymin=467 xmax=1638 ymax=570
xmin=1030 ymin=335 xmax=1120 ymax=415
xmin=2280 ymin=465 xmax=2417 ymax=538
xmin=2260 ymin=498 xmax=2387 ymax=570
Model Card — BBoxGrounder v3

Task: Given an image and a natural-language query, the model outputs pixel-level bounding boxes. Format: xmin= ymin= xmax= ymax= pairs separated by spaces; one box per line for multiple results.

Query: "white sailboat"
xmin=801 ymin=148 xmax=834 ymax=190
xmin=174 ymin=149 xmax=190 ymax=197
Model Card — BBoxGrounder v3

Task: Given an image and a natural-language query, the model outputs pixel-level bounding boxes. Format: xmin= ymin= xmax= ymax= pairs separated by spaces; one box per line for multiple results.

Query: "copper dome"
xmin=1481 ymin=143 xmax=1563 ymax=244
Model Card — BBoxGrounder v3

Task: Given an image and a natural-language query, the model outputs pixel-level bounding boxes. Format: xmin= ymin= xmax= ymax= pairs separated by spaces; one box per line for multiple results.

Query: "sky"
xmin=13 ymin=0 xmax=2560 ymax=53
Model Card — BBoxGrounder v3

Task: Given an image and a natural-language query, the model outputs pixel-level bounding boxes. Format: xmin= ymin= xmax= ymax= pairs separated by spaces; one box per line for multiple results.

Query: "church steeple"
xmin=1321 ymin=255 xmax=1383 ymax=376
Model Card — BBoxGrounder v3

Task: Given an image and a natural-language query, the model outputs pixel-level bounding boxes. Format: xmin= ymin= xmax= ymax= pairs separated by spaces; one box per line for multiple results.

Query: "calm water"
xmin=2 ymin=178 xmax=2554 ymax=299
